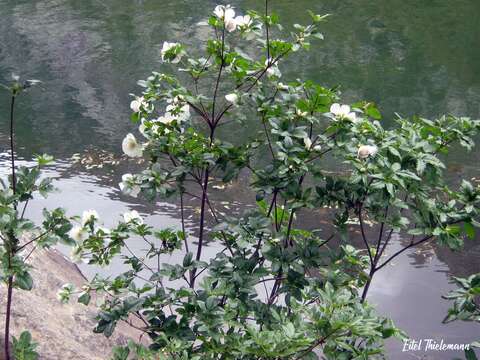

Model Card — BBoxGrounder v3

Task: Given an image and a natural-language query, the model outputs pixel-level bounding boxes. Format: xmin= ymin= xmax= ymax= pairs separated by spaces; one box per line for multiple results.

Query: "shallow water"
xmin=1 ymin=0 xmax=479 ymax=358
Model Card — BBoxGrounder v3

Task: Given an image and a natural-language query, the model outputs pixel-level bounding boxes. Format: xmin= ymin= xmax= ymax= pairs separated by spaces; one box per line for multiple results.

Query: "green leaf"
xmin=416 ymin=159 xmax=426 ymax=174
xmin=366 ymin=105 xmax=382 ymax=120
xmin=302 ymin=352 xmax=319 ymax=360
xmin=386 ymin=183 xmax=395 ymax=196
xmin=307 ymin=11 xmax=330 ymax=23
xmin=183 ymin=252 xmax=193 ymax=267
xmin=15 ymin=272 xmax=33 ymax=291
xmin=111 ymin=346 xmax=130 ymax=360
xmin=13 ymin=331 xmax=38 ymax=360
xmin=464 ymin=222 xmax=475 ymax=239
xmin=466 ymin=348 xmax=478 ymax=360
xmin=35 ymin=153 xmax=54 ymax=167
xmin=78 ymin=292 xmax=91 ymax=306
xmin=123 ymin=297 xmax=144 ymax=313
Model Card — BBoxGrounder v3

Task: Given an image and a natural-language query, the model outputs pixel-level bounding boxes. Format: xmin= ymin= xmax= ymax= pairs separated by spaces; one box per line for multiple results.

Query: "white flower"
xmin=357 ymin=144 xmax=378 ymax=159
xmin=214 ymin=5 xmax=223 ymax=18
xmin=157 ymin=114 xmax=174 ymax=125
xmin=235 ymin=15 xmax=252 ymax=28
xmin=304 ymin=137 xmax=312 ymax=150
xmin=130 ymin=97 xmax=146 ymax=113
xmin=225 ymin=18 xmax=237 ymax=32
xmin=140 ymin=119 xmax=171 ymax=137
xmin=123 ymin=210 xmax=143 ymax=224
xmin=214 ymin=5 xmax=235 ymax=20
xmin=297 ymin=109 xmax=308 ymax=117
xmin=69 ymin=226 xmax=87 ymax=243
xmin=168 ymin=95 xmax=184 ymax=104
xmin=330 ymin=103 xmax=357 ymax=122
xmin=277 ymin=82 xmax=289 ymax=91
xmin=267 ymin=66 xmax=281 ymax=78
xmin=150 ymin=123 xmax=164 ymax=135
xmin=165 ymin=103 xmax=190 ymax=123
xmin=225 ymin=93 xmax=239 ymax=105
xmin=161 ymin=42 xmax=184 ymax=63
xmin=265 ymin=59 xmax=281 ymax=78
xmin=180 ymin=104 xmax=191 ymax=120
xmin=346 ymin=112 xmax=357 ymax=122
xmin=122 ymin=173 xmax=134 ymax=182
xmin=214 ymin=5 xmax=237 ymax=32
xmin=330 ymin=103 xmax=349 ymax=116
xmin=139 ymin=120 xmax=147 ymax=137
xmin=161 ymin=41 xmax=176 ymax=54
xmin=70 ymin=246 xmax=87 ymax=264
xmin=82 ymin=210 xmax=99 ymax=226
xmin=119 ymin=173 xmax=141 ymax=198
xmin=69 ymin=251 xmax=80 ymax=264
xmin=122 ymin=133 xmax=143 ymax=157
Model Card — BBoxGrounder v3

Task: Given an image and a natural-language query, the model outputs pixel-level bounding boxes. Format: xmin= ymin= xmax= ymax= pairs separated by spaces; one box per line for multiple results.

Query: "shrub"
xmin=0 ymin=76 xmax=74 ymax=360
xmin=64 ymin=2 xmax=480 ymax=359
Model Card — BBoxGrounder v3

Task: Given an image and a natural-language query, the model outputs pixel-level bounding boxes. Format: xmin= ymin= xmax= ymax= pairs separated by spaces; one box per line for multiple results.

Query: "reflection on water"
xmin=1 ymin=0 xmax=480 ymax=358
xmin=370 ymin=235 xmax=480 ymax=359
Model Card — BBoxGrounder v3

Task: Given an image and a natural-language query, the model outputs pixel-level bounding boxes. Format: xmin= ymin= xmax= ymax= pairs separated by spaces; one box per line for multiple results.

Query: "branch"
xmin=20 ymin=199 xmax=29 ymax=220
xmin=373 ymin=206 xmax=388 ymax=264
xmin=17 ymin=228 xmax=53 ymax=252
xmin=319 ymin=233 xmax=335 ymax=247
xmin=211 ymin=24 xmax=226 ymax=125
xmin=190 ymin=166 xmax=210 ymax=287
xmin=305 ymin=147 xmax=333 ymax=164
xmin=265 ymin=0 xmax=270 ymax=60
xmin=186 ymin=100 xmax=210 ymax=122
xmin=376 ymin=228 xmax=394 ymax=263
xmin=358 ymin=205 xmax=373 ymax=265
xmin=373 ymin=195 xmax=459 ymax=272
xmin=214 ymin=50 xmax=291 ymax=126
xmin=257 ymin=276 xmax=286 ymax=284
xmin=9 ymin=95 xmax=17 ymax=201
xmin=375 ymin=235 xmax=433 ymax=272
xmin=262 ymin=113 xmax=276 ymax=160
xmin=122 ymin=240 xmax=156 ymax=274
xmin=204 ymin=192 xmax=235 ymax=257
xmin=180 ymin=191 xmax=189 ymax=254
xmin=295 ymin=329 xmax=340 ymax=359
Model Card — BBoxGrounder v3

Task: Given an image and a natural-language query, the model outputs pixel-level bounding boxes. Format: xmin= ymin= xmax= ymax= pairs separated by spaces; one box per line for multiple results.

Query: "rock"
xmin=0 ymin=248 xmax=141 ymax=360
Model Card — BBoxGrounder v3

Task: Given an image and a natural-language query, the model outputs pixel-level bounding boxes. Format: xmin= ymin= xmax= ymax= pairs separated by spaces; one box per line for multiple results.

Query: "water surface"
xmin=0 ymin=1 xmax=479 ymax=358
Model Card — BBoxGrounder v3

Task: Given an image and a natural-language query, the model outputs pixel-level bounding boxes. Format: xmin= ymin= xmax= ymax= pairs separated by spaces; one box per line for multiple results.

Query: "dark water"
xmin=0 ymin=0 xmax=479 ymax=358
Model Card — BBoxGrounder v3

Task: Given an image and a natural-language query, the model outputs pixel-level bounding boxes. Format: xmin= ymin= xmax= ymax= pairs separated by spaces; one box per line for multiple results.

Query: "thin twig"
xmin=358 ymin=204 xmax=373 ymax=265
xmin=180 ymin=191 xmax=189 ymax=253
xmin=375 ymin=235 xmax=433 ymax=272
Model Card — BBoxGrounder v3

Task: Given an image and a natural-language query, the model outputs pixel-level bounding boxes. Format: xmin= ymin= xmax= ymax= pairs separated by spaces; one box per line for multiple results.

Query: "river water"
xmin=0 ymin=0 xmax=479 ymax=358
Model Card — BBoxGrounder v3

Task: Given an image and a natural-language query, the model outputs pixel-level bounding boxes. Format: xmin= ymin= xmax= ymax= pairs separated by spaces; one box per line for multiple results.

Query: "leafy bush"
xmin=444 ymin=273 xmax=480 ymax=359
xmin=12 ymin=331 xmax=38 ymax=360
xmin=61 ymin=2 xmax=480 ymax=359
xmin=0 ymin=77 xmax=75 ymax=359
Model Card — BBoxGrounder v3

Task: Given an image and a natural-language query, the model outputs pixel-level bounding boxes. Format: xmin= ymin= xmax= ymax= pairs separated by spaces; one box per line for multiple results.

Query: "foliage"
xmin=12 ymin=331 xmax=39 ymax=360
xmin=61 ymin=2 xmax=480 ymax=359
xmin=444 ymin=273 xmax=480 ymax=324
xmin=0 ymin=76 xmax=75 ymax=359
xmin=444 ymin=273 xmax=480 ymax=358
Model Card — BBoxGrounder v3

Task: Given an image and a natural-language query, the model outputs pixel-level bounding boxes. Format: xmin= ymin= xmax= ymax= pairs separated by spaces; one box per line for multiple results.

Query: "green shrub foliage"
xmin=63 ymin=3 xmax=480 ymax=359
